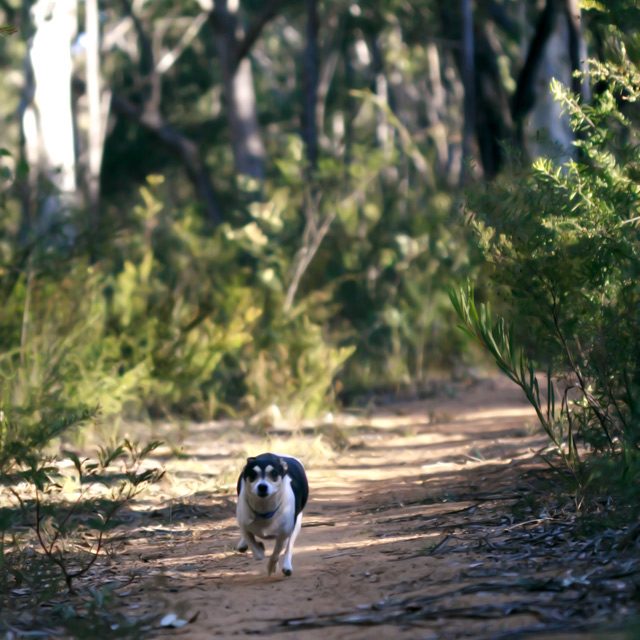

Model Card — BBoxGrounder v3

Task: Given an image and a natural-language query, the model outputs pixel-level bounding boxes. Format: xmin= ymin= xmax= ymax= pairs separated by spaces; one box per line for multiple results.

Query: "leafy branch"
xmin=449 ymin=282 xmax=582 ymax=480
xmin=5 ymin=440 xmax=163 ymax=595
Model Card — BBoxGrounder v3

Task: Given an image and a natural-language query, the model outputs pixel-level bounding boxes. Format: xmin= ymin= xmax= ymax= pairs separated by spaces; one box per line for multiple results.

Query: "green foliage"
xmin=450 ymin=284 xmax=581 ymax=478
xmin=0 ymin=434 xmax=163 ymax=600
xmin=0 ymin=174 xmax=365 ymax=427
xmin=455 ymin=43 xmax=640 ymax=515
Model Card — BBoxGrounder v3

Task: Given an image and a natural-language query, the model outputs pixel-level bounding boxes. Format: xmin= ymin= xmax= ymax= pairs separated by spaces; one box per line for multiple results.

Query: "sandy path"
xmin=113 ymin=378 xmax=633 ymax=639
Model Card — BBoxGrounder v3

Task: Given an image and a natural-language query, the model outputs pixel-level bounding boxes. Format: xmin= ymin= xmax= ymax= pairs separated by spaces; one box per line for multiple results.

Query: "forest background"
xmin=4 ymin=0 xmax=631 ymax=424
xmin=1 ymin=0 xmax=640 ymax=627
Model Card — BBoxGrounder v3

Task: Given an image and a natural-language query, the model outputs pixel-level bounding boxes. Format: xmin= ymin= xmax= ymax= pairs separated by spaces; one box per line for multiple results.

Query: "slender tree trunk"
xmin=302 ymin=0 xmax=319 ymax=168
xmin=474 ymin=23 xmax=514 ymax=178
xmin=23 ymin=0 xmax=78 ymax=233
xmin=370 ymin=36 xmax=394 ymax=158
xmin=315 ymin=11 xmax=343 ymax=154
xmin=424 ymin=42 xmax=448 ymax=174
xmin=566 ymin=0 xmax=590 ymax=102
xmin=460 ymin=0 xmax=475 ymax=185
xmin=227 ymin=57 xmax=265 ymax=180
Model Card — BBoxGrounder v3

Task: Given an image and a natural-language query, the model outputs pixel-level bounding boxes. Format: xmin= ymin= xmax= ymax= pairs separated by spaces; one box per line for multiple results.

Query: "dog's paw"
xmin=252 ymin=543 xmax=265 ymax=561
xmin=267 ymin=556 xmax=278 ymax=576
xmin=282 ymin=558 xmax=293 ymax=576
xmin=236 ymin=539 xmax=249 ymax=552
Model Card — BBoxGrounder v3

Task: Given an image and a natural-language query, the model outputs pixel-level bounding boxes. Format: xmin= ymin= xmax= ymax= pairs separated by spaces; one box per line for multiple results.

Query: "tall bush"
xmin=453 ymin=35 xmax=640 ymax=512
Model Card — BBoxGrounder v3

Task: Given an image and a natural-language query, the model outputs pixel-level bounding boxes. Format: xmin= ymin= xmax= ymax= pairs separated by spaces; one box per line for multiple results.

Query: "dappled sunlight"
xmin=1 ymin=0 xmax=638 ymax=635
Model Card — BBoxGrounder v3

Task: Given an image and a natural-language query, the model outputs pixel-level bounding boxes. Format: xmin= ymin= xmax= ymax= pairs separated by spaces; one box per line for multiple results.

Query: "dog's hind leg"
xmin=282 ymin=512 xmax=302 ymax=576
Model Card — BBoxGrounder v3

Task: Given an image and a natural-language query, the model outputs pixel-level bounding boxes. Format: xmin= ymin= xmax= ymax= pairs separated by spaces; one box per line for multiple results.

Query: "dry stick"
xmin=33 ymin=487 xmax=73 ymax=591
xmin=283 ymin=193 xmax=334 ymax=312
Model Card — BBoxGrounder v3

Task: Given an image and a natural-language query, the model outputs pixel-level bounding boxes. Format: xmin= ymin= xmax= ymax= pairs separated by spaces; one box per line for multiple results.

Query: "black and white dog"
xmin=236 ymin=453 xmax=309 ymax=576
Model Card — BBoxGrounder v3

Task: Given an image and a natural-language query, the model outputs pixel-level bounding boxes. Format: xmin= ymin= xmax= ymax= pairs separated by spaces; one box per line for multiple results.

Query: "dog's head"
xmin=241 ymin=454 xmax=289 ymax=499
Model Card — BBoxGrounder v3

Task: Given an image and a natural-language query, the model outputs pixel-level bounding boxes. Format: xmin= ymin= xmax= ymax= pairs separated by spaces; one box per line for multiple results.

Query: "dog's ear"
xmin=246 ymin=456 xmax=257 ymax=466
xmin=279 ymin=458 xmax=288 ymax=473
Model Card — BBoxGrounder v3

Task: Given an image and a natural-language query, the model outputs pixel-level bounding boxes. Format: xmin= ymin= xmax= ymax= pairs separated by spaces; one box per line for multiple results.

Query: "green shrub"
xmin=453 ymin=40 xmax=640 ymax=515
xmin=0 ymin=173 xmax=361 ymax=428
xmin=0 ymin=436 xmax=162 ymax=596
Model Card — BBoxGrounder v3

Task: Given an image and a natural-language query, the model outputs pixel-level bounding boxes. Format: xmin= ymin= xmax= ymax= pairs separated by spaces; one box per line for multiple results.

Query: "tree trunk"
xmin=460 ymin=0 xmax=475 ymax=185
xmin=513 ymin=0 xmax=588 ymax=162
xmin=210 ymin=0 xmax=265 ymax=180
xmin=424 ymin=42 xmax=448 ymax=175
xmin=370 ymin=36 xmax=394 ymax=159
xmin=85 ymin=0 xmax=104 ymax=219
xmin=302 ymin=0 xmax=319 ymax=168
xmin=474 ymin=23 xmax=514 ymax=178
xmin=23 ymin=0 xmax=78 ymax=233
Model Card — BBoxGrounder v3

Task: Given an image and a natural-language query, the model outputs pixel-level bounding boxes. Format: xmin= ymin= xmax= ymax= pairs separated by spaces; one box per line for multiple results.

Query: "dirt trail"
xmin=117 ymin=377 xmax=634 ymax=639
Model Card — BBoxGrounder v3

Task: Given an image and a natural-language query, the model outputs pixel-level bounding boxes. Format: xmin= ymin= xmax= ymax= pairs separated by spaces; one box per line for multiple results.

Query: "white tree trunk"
xmin=85 ymin=0 xmax=105 ymax=217
xmin=211 ymin=0 xmax=265 ymax=181
xmin=225 ymin=57 xmax=265 ymax=179
xmin=23 ymin=0 xmax=78 ymax=230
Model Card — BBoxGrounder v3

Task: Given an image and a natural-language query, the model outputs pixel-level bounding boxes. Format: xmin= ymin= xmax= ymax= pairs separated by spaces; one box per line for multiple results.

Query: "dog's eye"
xmin=271 ymin=470 xmax=279 ymax=481
xmin=247 ymin=471 xmax=257 ymax=482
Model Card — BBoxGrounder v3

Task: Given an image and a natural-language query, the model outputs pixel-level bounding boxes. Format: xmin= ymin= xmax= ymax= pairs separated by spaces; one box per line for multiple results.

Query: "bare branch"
xmin=155 ymin=12 xmax=207 ymax=75
xmin=75 ymin=74 xmax=222 ymax=224
xmin=232 ymin=0 xmax=286 ymax=71
xmin=118 ymin=0 xmax=154 ymax=74
xmin=284 ymin=192 xmax=334 ymax=312
xmin=109 ymin=92 xmax=223 ymax=225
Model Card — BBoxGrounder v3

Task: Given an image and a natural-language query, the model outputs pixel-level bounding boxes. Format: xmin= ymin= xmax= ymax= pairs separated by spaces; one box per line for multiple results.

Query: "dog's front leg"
xmin=282 ymin=512 xmax=302 ymax=576
xmin=239 ymin=528 xmax=265 ymax=560
xmin=266 ymin=535 xmax=288 ymax=576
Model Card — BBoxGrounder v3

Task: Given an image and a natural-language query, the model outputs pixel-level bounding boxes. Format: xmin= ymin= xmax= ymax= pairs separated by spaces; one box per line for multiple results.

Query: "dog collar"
xmin=251 ymin=503 xmax=281 ymax=519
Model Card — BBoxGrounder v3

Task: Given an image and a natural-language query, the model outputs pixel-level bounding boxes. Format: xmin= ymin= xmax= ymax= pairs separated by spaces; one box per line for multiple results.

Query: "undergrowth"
xmin=0 ymin=411 xmax=163 ymax=636
xmin=453 ymin=24 xmax=640 ymax=521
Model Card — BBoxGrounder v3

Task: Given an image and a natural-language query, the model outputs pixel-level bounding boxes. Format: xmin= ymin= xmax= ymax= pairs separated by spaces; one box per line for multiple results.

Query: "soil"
xmin=106 ymin=376 xmax=637 ymax=639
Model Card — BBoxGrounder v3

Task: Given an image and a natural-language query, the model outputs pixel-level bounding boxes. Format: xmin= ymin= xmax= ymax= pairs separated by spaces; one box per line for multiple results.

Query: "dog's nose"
xmin=257 ymin=483 xmax=268 ymax=496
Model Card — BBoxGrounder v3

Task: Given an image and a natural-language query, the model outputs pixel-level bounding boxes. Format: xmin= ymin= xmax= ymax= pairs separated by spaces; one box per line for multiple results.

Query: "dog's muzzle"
xmin=257 ymin=483 xmax=269 ymax=497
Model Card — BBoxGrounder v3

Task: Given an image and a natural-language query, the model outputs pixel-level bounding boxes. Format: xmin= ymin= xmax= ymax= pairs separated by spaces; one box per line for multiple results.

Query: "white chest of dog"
xmin=236 ymin=453 xmax=309 ymax=576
